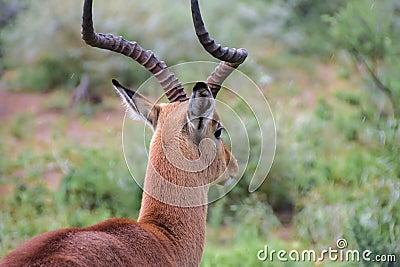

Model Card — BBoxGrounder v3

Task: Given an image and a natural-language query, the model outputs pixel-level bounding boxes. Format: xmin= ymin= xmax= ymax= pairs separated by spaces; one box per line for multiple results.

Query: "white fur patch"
xmin=114 ymin=85 xmax=154 ymax=131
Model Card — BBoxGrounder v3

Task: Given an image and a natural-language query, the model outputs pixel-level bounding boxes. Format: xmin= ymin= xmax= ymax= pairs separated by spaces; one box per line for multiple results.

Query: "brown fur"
xmin=1 ymin=99 xmax=238 ymax=267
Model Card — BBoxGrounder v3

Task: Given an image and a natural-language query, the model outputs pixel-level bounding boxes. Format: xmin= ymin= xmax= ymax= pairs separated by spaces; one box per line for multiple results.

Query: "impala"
xmin=0 ymin=0 xmax=247 ymax=266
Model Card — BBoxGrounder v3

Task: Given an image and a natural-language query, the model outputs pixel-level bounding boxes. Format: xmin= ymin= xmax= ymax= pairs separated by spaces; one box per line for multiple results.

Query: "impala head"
xmin=112 ymin=79 xmax=238 ymax=186
xmin=82 ymin=0 xmax=248 ymax=197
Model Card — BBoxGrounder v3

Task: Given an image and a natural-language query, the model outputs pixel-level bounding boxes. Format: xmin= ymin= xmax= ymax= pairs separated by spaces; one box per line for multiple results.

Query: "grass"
xmin=1 ymin=25 xmax=399 ymax=267
xmin=0 ymin=136 xmax=140 ymax=256
xmin=0 ymin=94 xmax=131 ymax=255
xmin=1 ymin=70 xmax=399 ymax=265
xmin=1 ymin=0 xmax=399 ymax=265
xmin=10 ymin=113 xmax=35 ymax=140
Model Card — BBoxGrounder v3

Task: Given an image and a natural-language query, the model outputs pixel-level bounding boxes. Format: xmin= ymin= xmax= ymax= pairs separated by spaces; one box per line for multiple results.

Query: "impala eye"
xmin=214 ymin=126 xmax=224 ymax=140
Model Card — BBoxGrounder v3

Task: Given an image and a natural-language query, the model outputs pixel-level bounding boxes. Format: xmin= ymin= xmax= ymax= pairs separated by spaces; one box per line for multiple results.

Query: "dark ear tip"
xmin=193 ymin=82 xmax=208 ymax=92
xmin=112 ymin=79 xmax=136 ymax=98
xmin=111 ymin=79 xmax=120 ymax=87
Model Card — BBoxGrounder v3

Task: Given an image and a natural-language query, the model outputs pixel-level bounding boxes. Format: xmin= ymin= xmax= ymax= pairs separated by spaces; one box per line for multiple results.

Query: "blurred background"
xmin=0 ymin=0 xmax=399 ymax=266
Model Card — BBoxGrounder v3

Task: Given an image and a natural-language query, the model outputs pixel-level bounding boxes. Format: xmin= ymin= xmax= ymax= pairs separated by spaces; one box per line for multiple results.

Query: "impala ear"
xmin=112 ymin=79 xmax=159 ymax=131
xmin=187 ymin=82 xmax=215 ymax=132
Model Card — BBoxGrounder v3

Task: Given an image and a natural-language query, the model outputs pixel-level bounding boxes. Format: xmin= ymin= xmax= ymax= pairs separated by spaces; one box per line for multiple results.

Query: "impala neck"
xmin=137 ymin=143 xmax=209 ymax=265
xmin=138 ymin=194 xmax=207 ymax=266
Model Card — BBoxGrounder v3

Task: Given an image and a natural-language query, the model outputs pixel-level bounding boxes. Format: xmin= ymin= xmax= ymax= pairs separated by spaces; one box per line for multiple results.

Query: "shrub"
xmin=1 ymin=0 xmax=275 ymax=92
xmin=59 ymin=148 xmax=142 ymax=219
xmin=10 ymin=113 xmax=35 ymax=139
xmin=59 ymin=149 xmax=141 ymax=221
xmin=325 ymin=0 xmax=400 ymax=118
xmin=282 ymin=0 xmax=346 ymax=55
xmin=350 ymin=179 xmax=400 ymax=266
xmin=11 ymin=57 xmax=75 ymax=92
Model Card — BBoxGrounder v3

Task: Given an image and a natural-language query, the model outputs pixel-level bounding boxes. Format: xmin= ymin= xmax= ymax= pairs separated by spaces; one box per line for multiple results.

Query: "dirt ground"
xmin=0 ymin=63 xmax=352 ymax=240
xmin=0 ymin=87 xmax=125 ymax=193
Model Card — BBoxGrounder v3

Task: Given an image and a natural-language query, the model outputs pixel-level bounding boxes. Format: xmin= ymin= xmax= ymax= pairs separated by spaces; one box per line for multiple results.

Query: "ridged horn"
xmin=191 ymin=0 xmax=248 ymax=97
xmin=82 ymin=0 xmax=187 ymax=102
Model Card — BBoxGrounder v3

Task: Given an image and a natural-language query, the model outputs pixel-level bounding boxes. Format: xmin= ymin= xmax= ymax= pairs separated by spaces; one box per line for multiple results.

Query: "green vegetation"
xmin=1 ymin=0 xmax=399 ymax=266
xmin=325 ymin=0 xmax=400 ymax=118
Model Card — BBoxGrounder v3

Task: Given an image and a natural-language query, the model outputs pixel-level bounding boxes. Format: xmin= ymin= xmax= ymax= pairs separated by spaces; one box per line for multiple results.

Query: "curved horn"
xmin=82 ymin=0 xmax=187 ymax=102
xmin=191 ymin=0 xmax=248 ymax=97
